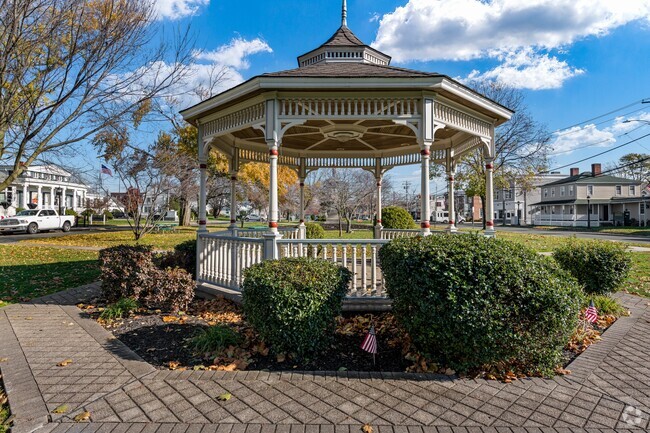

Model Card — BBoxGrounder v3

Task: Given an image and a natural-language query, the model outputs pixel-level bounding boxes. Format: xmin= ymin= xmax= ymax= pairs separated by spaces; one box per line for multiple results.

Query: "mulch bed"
xmin=81 ymin=296 xmax=621 ymax=380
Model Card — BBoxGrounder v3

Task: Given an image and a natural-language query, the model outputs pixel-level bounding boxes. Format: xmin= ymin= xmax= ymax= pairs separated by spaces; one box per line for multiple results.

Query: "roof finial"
xmin=342 ymin=0 xmax=347 ymax=27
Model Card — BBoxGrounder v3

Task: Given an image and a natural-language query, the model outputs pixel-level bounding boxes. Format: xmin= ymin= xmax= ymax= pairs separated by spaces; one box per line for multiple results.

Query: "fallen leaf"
xmin=217 ymin=392 xmax=232 ymax=401
xmin=52 ymin=404 xmax=69 ymax=414
xmin=0 ymin=358 xmax=8 ymax=363
xmin=162 ymin=316 xmax=179 ymax=323
xmin=168 ymin=361 xmax=180 ymax=370
xmin=25 ymin=317 xmax=33 ymax=320
xmin=57 ymin=359 xmax=73 ymax=367
xmin=361 ymin=423 xmax=373 ymax=433
xmin=73 ymin=411 xmax=91 ymax=422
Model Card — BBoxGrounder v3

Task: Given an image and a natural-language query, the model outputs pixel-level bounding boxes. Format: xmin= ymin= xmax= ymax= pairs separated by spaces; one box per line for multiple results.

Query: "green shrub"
xmin=64 ymin=209 xmax=78 ymax=217
xmin=144 ymin=267 xmax=195 ymax=312
xmin=99 ymin=245 xmax=157 ymax=303
xmin=158 ymin=239 xmax=197 ymax=278
xmin=379 ymin=234 xmax=583 ymax=375
xmin=100 ymin=297 xmax=139 ymax=321
xmin=241 ymin=258 xmax=351 ymax=359
xmin=553 ymin=240 xmax=631 ymax=295
xmin=305 ymin=222 xmax=325 ymax=239
xmin=381 ymin=206 xmax=417 ymax=229
xmin=588 ymin=295 xmax=627 ymax=317
xmin=102 ymin=210 xmax=114 ymax=220
xmin=191 ymin=325 xmax=241 ymax=354
xmin=99 ymin=245 xmax=195 ymax=312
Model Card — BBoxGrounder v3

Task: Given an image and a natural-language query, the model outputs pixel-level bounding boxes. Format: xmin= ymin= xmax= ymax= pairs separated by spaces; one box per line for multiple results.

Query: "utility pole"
xmin=402 ymin=181 xmax=411 ymax=212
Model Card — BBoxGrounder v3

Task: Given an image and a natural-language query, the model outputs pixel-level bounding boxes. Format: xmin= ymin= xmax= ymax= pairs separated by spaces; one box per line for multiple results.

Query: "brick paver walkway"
xmin=1 ymin=283 xmax=649 ymax=433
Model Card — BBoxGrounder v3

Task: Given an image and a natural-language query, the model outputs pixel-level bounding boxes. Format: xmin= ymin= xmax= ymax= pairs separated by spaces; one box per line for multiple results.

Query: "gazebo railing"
xmin=197 ymin=234 xmax=265 ymax=290
xmin=380 ymin=228 xmax=421 ymax=240
xmin=277 ymin=239 xmax=390 ymax=298
xmin=233 ymin=226 xmax=301 ymax=239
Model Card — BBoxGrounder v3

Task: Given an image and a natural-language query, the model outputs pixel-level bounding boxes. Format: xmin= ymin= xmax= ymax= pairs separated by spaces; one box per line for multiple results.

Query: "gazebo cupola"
xmin=297 ymin=2 xmax=390 ymax=67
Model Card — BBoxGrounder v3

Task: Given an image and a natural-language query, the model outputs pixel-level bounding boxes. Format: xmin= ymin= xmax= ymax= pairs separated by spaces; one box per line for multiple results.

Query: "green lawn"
xmin=0 ymin=246 xmax=100 ymax=308
xmin=532 ymin=225 xmax=650 ymax=237
xmin=626 ymin=252 xmax=650 ymax=298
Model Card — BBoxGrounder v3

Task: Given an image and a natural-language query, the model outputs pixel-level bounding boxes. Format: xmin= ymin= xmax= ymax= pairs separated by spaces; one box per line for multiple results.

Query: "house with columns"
xmin=0 ymin=164 xmax=88 ymax=217
xmin=180 ymin=1 xmax=513 ymax=303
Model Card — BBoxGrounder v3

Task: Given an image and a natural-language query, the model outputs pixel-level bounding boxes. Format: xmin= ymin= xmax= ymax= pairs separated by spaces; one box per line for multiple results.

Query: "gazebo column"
xmin=268 ymin=145 xmax=279 ymax=234
xmin=420 ymin=143 xmax=431 ymax=236
xmin=374 ymin=158 xmax=383 ymax=239
xmin=446 ymin=156 xmax=457 ymax=233
xmin=484 ymin=157 xmax=496 ymax=236
xmin=197 ymin=125 xmax=208 ymax=234
xmin=229 ymin=152 xmax=239 ymax=231
xmin=298 ymin=158 xmax=307 ymax=240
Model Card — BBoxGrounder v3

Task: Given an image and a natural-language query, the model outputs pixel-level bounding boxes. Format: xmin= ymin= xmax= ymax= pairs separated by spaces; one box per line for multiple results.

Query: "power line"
xmin=553 ymin=98 xmax=648 ymax=133
xmin=541 ymin=132 xmax=650 ymax=173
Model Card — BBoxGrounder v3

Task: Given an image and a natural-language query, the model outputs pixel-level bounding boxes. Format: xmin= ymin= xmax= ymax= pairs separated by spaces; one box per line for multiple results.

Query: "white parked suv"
xmin=0 ymin=209 xmax=75 ymax=234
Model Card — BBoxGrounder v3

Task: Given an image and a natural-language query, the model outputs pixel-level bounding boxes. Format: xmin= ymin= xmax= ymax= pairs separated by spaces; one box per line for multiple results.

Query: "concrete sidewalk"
xmin=1 ymin=283 xmax=649 ymax=433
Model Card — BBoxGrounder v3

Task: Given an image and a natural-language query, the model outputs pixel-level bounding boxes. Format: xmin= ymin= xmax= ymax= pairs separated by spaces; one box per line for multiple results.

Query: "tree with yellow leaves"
xmin=0 ymin=0 xmax=192 ymax=191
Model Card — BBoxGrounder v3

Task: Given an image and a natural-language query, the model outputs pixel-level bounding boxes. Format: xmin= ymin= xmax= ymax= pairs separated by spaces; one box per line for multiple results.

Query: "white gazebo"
xmin=181 ymin=2 xmax=513 ymax=304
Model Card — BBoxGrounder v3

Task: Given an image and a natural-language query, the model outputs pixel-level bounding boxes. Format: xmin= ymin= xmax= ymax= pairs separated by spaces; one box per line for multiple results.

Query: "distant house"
xmin=530 ymin=163 xmax=648 ymax=227
xmin=0 ymin=164 xmax=89 ymax=218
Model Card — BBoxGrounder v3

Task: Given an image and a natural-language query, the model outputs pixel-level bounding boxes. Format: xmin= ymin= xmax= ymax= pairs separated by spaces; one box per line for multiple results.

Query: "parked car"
xmin=432 ymin=211 xmax=449 ymax=223
xmin=0 ymin=209 xmax=75 ymax=234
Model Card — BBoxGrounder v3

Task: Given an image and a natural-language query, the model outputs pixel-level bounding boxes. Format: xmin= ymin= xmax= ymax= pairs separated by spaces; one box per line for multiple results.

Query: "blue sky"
xmin=97 ymin=0 xmax=650 ymax=192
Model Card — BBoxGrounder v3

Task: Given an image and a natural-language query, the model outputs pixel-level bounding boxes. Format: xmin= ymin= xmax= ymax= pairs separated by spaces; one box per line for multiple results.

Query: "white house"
xmin=0 ymin=164 xmax=89 ymax=218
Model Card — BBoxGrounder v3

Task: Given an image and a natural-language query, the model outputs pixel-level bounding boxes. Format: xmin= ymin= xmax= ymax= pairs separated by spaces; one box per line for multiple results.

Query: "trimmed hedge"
xmin=553 ymin=240 xmax=631 ymax=295
xmin=158 ymin=239 xmax=197 ymax=278
xmin=381 ymin=206 xmax=417 ymax=229
xmin=379 ymin=234 xmax=583 ymax=375
xmin=241 ymin=258 xmax=351 ymax=359
xmin=305 ymin=222 xmax=325 ymax=239
xmin=99 ymin=245 xmax=195 ymax=312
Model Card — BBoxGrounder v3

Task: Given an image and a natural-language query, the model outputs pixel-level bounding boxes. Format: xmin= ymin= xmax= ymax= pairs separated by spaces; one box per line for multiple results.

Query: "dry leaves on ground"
xmin=73 ymin=411 xmax=91 ymax=422
xmin=52 ymin=404 xmax=69 ymax=414
xmin=56 ymin=359 xmax=73 ymax=367
xmin=361 ymin=423 xmax=373 ymax=433
xmin=216 ymin=392 xmax=232 ymax=401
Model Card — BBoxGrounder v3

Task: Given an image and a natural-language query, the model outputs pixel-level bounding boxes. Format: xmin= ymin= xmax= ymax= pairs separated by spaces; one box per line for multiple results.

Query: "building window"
xmin=615 ymin=185 xmax=622 ymax=195
xmin=543 ymin=188 xmax=548 ymax=198
xmin=587 ymin=185 xmax=593 ymax=196
xmin=551 ymin=206 xmax=556 ymax=214
xmin=569 ymin=206 xmax=574 ymax=214
xmin=641 ymin=203 xmax=645 ymax=215
xmin=495 ymin=191 xmax=499 ymax=200
xmin=551 ymin=188 xmax=556 ymax=197
xmin=560 ymin=186 xmax=565 ymax=197
xmin=629 ymin=185 xmax=636 ymax=195
xmin=504 ymin=189 xmax=512 ymax=199
xmin=569 ymin=185 xmax=574 ymax=195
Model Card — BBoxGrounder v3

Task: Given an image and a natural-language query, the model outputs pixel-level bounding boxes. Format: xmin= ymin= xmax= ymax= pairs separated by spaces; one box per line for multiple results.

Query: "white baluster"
xmin=362 ymin=245 xmax=367 ymax=294
xmin=371 ymin=245 xmax=377 ymax=296
xmin=352 ymin=245 xmax=358 ymax=295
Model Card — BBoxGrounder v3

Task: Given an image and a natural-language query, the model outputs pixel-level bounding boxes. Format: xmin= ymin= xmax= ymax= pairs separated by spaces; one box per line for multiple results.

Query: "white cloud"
xmin=369 ymin=12 xmax=380 ymax=23
xmin=151 ymin=0 xmax=210 ymax=20
xmin=117 ymin=37 xmax=272 ymax=108
xmin=193 ymin=38 xmax=273 ymax=70
xmin=373 ymin=0 xmax=650 ymax=62
xmin=550 ymin=112 xmax=650 ymax=154
xmin=372 ymin=0 xmax=650 ymax=89
xmin=464 ymin=48 xmax=585 ymax=90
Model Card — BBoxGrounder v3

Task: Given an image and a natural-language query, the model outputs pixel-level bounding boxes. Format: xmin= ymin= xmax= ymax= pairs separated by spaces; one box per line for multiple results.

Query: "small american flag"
xmin=585 ymin=300 xmax=598 ymax=324
xmin=101 ymin=164 xmax=113 ymax=176
xmin=361 ymin=325 xmax=377 ymax=354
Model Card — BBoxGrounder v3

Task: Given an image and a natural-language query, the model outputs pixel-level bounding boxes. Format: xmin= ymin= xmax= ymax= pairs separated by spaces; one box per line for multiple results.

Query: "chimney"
xmin=570 ymin=167 xmax=579 ymax=176
xmin=591 ymin=163 xmax=601 ymax=176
